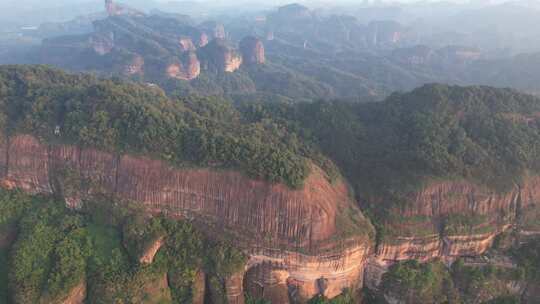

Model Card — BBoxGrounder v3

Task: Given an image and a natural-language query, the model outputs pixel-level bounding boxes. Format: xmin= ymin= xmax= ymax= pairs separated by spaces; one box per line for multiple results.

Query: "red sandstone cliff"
xmin=166 ymin=52 xmax=200 ymax=80
xmin=0 ymin=134 xmax=372 ymax=302
xmin=2 ymin=134 xmax=538 ymax=302
xmin=364 ymin=178 xmax=540 ymax=289
xmin=199 ymin=39 xmax=243 ymax=73
xmin=240 ymin=36 xmax=265 ymax=65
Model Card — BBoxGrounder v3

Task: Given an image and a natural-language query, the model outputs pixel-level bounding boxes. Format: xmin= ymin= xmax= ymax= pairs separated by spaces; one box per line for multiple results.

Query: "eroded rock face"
xmin=199 ymin=39 xmax=243 ymax=73
xmin=3 ymin=134 xmax=537 ymax=302
xmin=139 ymin=236 xmax=165 ymax=265
xmin=0 ymin=134 xmax=372 ymax=303
xmin=245 ymin=244 xmax=370 ymax=302
xmin=166 ymin=51 xmax=200 ymax=80
xmin=240 ymin=36 xmax=265 ymax=65
xmin=61 ymin=280 xmax=86 ymax=304
xmin=179 ymin=37 xmax=196 ymax=52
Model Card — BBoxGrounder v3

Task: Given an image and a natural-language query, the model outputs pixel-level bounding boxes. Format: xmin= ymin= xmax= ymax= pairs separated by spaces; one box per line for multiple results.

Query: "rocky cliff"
xmin=0 ymin=134 xmax=373 ymax=303
xmin=364 ymin=178 xmax=540 ymax=289
xmin=166 ymin=51 xmax=201 ymax=80
xmin=199 ymin=39 xmax=243 ymax=73
xmin=1 ymin=133 xmax=539 ymax=302
xmin=240 ymin=36 xmax=265 ymax=65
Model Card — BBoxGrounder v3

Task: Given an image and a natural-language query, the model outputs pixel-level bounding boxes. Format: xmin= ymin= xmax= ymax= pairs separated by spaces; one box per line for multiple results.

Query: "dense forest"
xmin=0 ymin=188 xmax=246 ymax=304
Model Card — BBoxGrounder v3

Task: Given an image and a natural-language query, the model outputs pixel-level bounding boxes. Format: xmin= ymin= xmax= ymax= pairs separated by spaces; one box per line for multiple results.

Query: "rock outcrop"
xmin=2 ymin=130 xmax=538 ymax=302
xmin=245 ymin=244 xmax=370 ymax=302
xmin=61 ymin=281 xmax=86 ymax=304
xmin=179 ymin=37 xmax=196 ymax=52
xmin=240 ymin=36 xmax=265 ymax=65
xmin=199 ymin=39 xmax=243 ymax=73
xmin=364 ymin=177 xmax=540 ymax=290
xmin=0 ymin=134 xmax=373 ymax=303
xmin=139 ymin=236 xmax=165 ymax=265
xmin=166 ymin=51 xmax=200 ymax=80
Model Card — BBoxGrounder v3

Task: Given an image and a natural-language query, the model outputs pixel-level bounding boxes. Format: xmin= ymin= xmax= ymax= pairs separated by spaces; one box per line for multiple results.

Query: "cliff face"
xmin=3 ymin=134 xmax=537 ymax=302
xmin=374 ymin=179 xmax=527 ymax=259
xmin=365 ymin=178 xmax=540 ymax=289
xmin=166 ymin=52 xmax=200 ymax=80
xmin=245 ymin=244 xmax=370 ymax=302
xmin=179 ymin=37 xmax=196 ymax=52
xmin=199 ymin=39 xmax=243 ymax=73
xmin=61 ymin=281 xmax=86 ymax=304
xmin=139 ymin=236 xmax=165 ymax=265
xmin=240 ymin=36 xmax=265 ymax=65
xmin=0 ymin=134 xmax=372 ymax=302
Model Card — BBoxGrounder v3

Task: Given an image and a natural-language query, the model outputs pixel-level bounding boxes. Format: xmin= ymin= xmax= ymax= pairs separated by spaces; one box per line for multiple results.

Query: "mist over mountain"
xmin=1 ymin=1 xmax=540 ymax=304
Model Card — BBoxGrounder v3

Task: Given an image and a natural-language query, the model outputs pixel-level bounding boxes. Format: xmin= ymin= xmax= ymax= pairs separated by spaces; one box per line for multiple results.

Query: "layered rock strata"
xmin=0 ymin=134 xmax=372 ymax=303
xmin=365 ymin=178 xmax=540 ymax=289
xmin=2 ymin=134 xmax=538 ymax=302
xmin=166 ymin=52 xmax=200 ymax=80
xmin=240 ymin=36 xmax=265 ymax=65
xmin=199 ymin=39 xmax=243 ymax=73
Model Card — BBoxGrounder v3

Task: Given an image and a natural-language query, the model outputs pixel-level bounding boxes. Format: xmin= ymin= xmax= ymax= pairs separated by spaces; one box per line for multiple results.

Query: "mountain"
xmin=0 ymin=65 xmax=539 ymax=303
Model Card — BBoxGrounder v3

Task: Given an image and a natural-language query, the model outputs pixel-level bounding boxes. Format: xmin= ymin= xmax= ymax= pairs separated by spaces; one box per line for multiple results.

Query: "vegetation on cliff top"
xmin=0 ymin=65 xmax=312 ymax=188
xmin=5 ymin=65 xmax=540 ymax=196
xmin=242 ymin=84 xmax=540 ymax=220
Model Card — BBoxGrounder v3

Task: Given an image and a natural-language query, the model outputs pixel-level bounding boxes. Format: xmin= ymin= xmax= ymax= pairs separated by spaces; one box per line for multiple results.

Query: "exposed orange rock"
xmin=376 ymin=235 xmax=443 ymax=262
xmin=61 ymin=280 xmax=86 ymax=304
xmin=246 ymin=244 xmax=371 ymax=301
xmin=226 ymin=271 xmax=245 ymax=304
xmin=166 ymin=52 xmax=200 ymax=80
xmin=240 ymin=36 xmax=265 ymax=65
xmin=199 ymin=39 xmax=243 ymax=73
xmin=3 ymin=134 xmax=537 ymax=302
xmin=179 ymin=37 xmax=196 ymax=52
xmin=0 ymin=134 xmax=372 ymax=303
xmin=139 ymin=236 xmax=165 ymax=265
xmin=364 ymin=177 xmax=540 ymax=291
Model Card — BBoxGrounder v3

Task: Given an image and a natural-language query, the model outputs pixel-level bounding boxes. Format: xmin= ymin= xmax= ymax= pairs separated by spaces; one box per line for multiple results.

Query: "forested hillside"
xmin=0 ymin=65 xmax=539 ymax=303
xmin=243 ymin=84 xmax=540 ymax=209
xmin=0 ymin=65 xmax=316 ymax=188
